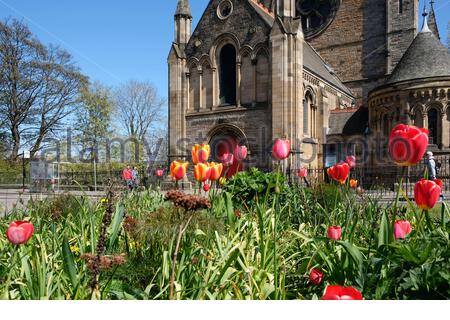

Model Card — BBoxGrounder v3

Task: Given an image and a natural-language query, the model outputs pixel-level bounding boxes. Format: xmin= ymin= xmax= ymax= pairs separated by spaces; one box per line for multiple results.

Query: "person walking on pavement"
xmin=122 ymin=165 xmax=133 ymax=191
xmin=132 ymin=167 xmax=139 ymax=189
xmin=426 ymin=151 xmax=445 ymax=200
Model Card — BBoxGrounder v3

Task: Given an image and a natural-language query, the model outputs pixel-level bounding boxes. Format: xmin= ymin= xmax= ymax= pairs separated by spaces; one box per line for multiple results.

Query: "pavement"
xmin=1 ymin=188 xmax=448 ymax=217
xmin=0 ymin=188 xmax=105 ymax=217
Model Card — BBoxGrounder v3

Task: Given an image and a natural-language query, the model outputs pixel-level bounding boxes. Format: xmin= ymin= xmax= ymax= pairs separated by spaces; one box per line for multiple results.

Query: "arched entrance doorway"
xmin=208 ymin=125 xmax=247 ymax=178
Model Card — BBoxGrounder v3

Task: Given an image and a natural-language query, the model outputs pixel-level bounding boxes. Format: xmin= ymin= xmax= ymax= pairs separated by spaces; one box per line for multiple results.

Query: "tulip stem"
xmin=392 ymin=167 xmax=407 ymax=242
xmin=4 ymin=246 xmax=18 ymax=299
xmin=424 ymin=209 xmax=433 ymax=231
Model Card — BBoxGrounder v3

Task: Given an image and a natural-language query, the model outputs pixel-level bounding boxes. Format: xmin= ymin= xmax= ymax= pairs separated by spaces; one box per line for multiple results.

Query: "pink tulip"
xmin=219 ymin=153 xmax=234 ymax=167
xmin=272 ymin=139 xmax=291 ymax=161
xmin=346 ymin=155 xmax=356 ymax=169
xmin=297 ymin=167 xmax=308 ymax=178
xmin=394 ymin=220 xmax=412 ymax=240
xmin=327 ymin=226 xmax=342 ymax=241
xmin=155 ymin=169 xmax=164 ymax=177
xmin=234 ymin=145 xmax=248 ymax=162
xmin=6 ymin=221 xmax=34 ymax=245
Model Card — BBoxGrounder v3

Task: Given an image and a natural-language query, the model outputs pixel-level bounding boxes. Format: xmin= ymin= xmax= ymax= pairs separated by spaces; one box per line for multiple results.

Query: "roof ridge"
xmin=249 ymin=0 xmax=274 ymax=17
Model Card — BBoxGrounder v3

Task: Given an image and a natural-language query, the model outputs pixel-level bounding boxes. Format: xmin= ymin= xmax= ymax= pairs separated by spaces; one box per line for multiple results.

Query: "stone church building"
xmin=168 ymin=0 xmax=450 ymax=171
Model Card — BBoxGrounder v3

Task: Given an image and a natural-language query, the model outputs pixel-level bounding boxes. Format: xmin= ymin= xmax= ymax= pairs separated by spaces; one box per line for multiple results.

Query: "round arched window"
xmin=296 ymin=0 xmax=340 ymax=39
xmin=217 ymin=0 xmax=233 ymax=20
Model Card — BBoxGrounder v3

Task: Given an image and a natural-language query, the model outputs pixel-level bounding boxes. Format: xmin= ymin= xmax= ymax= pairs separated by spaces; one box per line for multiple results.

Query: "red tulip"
xmin=327 ymin=163 xmax=350 ymax=185
xmin=309 ymin=268 xmax=324 ymax=286
xmin=234 ymin=145 xmax=248 ymax=162
xmin=203 ymin=183 xmax=210 ymax=192
xmin=6 ymin=221 xmax=34 ymax=245
xmin=297 ymin=167 xmax=308 ymax=178
xmin=389 ymin=124 xmax=429 ymax=166
xmin=327 ymin=226 xmax=342 ymax=241
xmin=346 ymin=155 xmax=356 ymax=169
xmin=219 ymin=153 xmax=234 ymax=167
xmin=322 ymin=285 xmax=363 ymax=300
xmin=414 ymin=179 xmax=442 ymax=210
xmin=394 ymin=220 xmax=412 ymax=240
xmin=272 ymin=139 xmax=291 ymax=161
xmin=155 ymin=169 xmax=164 ymax=177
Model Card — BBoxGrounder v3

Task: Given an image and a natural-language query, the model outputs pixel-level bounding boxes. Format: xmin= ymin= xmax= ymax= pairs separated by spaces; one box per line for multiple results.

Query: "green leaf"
xmin=378 ymin=211 xmax=390 ymax=248
xmin=62 ymin=236 xmax=79 ymax=290
xmin=108 ymin=204 xmax=125 ymax=250
xmin=339 ymin=241 xmax=363 ymax=266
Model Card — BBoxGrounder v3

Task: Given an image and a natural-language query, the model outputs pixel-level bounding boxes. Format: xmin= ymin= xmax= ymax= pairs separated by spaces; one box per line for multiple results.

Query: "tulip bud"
xmin=309 ymin=268 xmax=324 ymax=286
xmin=203 ymin=183 xmax=210 ymax=192
xmin=327 ymin=163 xmax=350 ymax=185
xmin=170 ymin=161 xmax=188 ymax=181
xmin=394 ymin=220 xmax=412 ymax=240
xmin=389 ymin=124 xmax=428 ymax=166
xmin=192 ymin=144 xmax=210 ymax=164
xmin=272 ymin=139 xmax=291 ymax=161
xmin=414 ymin=179 xmax=441 ymax=210
xmin=346 ymin=155 xmax=356 ymax=169
xmin=194 ymin=163 xmax=211 ymax=182
xmin=297 ymin=167 xmax=308 ymax=178
xmin=234 ymin=145 xmax=248 ymax=162
xmin=327 ymin=226 xmax=342 ymax=241
xmin=6 ymin=221 xmax=34 ymax=245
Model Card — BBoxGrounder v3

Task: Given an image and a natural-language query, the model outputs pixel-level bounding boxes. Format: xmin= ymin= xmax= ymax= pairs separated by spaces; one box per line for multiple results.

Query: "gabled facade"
xmin=168 ymin=0 xmax=354 ymax=172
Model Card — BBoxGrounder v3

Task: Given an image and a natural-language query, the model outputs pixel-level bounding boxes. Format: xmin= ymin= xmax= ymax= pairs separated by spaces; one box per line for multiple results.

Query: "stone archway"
xmin=208 ymin=124 xmax=248 ymax=178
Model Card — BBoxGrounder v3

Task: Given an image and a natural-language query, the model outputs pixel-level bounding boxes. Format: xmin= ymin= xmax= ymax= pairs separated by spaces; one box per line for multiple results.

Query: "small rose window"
xmin=217 ymin=0 xmax=233 ymax=20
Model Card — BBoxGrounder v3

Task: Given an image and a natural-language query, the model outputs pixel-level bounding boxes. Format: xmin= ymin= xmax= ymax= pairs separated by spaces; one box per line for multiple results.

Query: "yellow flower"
xmin=219 ymin=177 xmax=227 ymax=186
xmin=100 ymin=198 xmax=108 ymax=203
xmin=70 ymin=245 xmax=80 ymax=254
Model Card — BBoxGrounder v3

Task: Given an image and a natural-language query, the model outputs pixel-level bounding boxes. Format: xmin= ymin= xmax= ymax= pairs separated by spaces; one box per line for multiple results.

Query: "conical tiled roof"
xmin=175 ymin=0 xmax=191 ymax=17
xmin=385 ymin=23 xmax=450 ymax=85
xmin=428 ymin=1 xmax=440 ymax=39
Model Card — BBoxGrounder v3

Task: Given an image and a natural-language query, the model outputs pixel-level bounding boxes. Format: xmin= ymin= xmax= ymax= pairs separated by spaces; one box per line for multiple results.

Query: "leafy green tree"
xmin=75 ymin=83 xmax=114 ymax=162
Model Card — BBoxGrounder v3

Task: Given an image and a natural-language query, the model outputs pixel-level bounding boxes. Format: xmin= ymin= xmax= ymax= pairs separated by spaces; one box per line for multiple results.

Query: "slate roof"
xmin=385 ymin=24 xmax=450 ymax=85
xmin=303 ymin=42 xmax=354 ymax=96
xmin=328 ymin=108 xmax=368 ymax=135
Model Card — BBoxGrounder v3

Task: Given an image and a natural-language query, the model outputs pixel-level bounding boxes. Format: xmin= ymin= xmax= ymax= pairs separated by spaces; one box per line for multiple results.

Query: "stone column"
xmin=211 ymin=67 xmax=217 ymax=110
xmin=440 ymin=111 xmax=448 ymax=148
xmin=186 ymin=72 xmax=191 ymax=112
xmin=198 ymin=68 xmax=203 ymax=111
xmin=236 ymin=61 xmax=241 ymax=108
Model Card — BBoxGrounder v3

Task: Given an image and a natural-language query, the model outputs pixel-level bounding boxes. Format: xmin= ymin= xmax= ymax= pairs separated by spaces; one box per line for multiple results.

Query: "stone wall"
xmin=308 ymin=0 xmax=417 ymax=104
xmin=185 ymin=106 xmax=273 ymax=169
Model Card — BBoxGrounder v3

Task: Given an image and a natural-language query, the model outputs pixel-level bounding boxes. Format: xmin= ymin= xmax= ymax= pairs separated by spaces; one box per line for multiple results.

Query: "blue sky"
xmin=0 ymin=0 xmax=448 ymax=102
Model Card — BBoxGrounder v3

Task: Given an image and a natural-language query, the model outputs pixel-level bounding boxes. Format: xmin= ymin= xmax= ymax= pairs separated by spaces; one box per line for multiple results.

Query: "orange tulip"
xmin=192 ymin=144 xmax=210 ymax=164
xmin=350 ymin=179 xmax=358 ymax=189
xmin=170 ymin=160 xmax=188 ymax=181
xmin=194 ymin=163 xmax=211 ymax=182
xmin=208 ymin=162 xmax=223 ymax=181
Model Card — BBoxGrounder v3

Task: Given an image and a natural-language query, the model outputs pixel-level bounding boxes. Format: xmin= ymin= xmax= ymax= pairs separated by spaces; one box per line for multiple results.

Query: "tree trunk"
xmin=10 ymin=123 xmax=20 ymax=161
